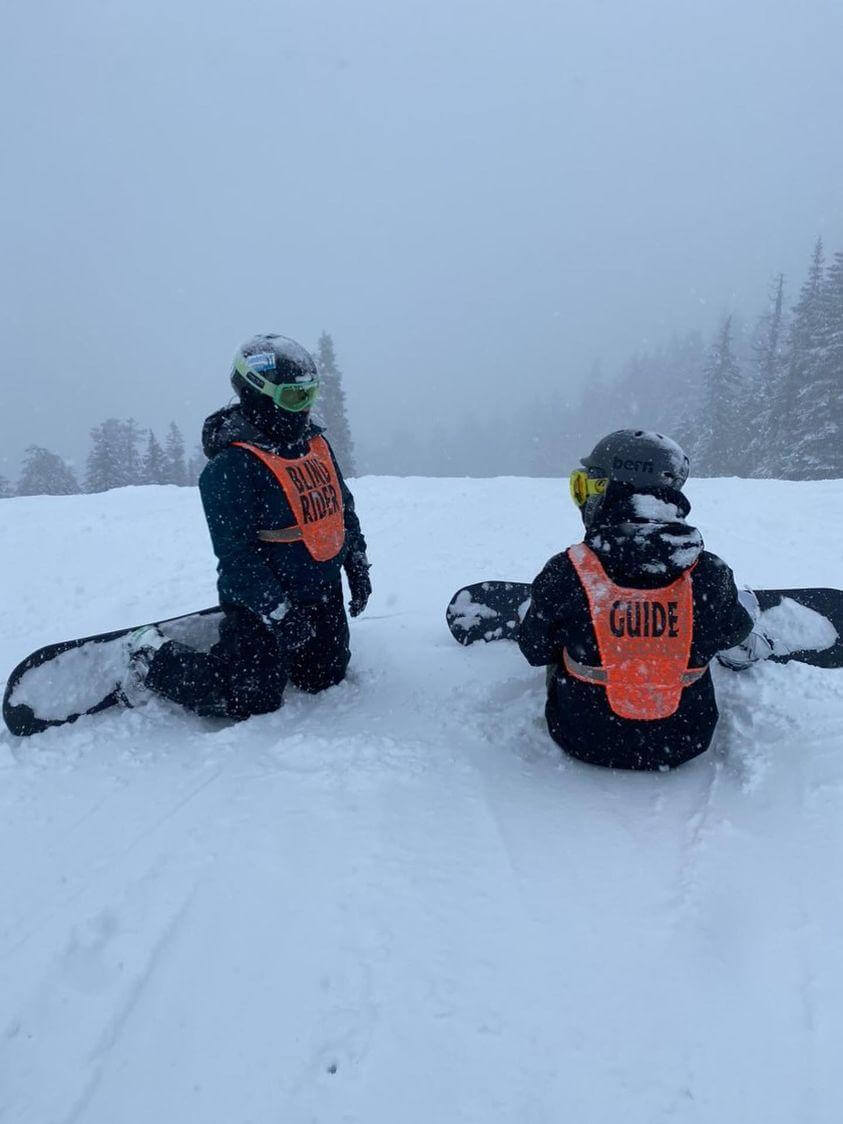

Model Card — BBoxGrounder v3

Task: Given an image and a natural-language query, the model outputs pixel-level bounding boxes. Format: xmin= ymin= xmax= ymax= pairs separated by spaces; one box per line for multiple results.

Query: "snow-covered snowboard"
xmin=445 ymin=581 xmax=843 ymax=668
xmin=3 ymin=607 xmax=224 ymax=737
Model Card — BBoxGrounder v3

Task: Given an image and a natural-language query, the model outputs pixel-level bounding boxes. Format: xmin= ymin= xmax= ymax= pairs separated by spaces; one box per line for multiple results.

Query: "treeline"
xmin=4 ymin=255 xmax=841 ymax=494
xmin=1 ymin=331 xmax=357 ymax=498
xmin=583 ymin=236 xmax=842 ymax=480
xmin=367 ymin=236 xmax=842 ymax=480
xmin=85 ymin=420 xmax=204 ymax=492
xmin=1 ymin=421 xmax=204 ymax=499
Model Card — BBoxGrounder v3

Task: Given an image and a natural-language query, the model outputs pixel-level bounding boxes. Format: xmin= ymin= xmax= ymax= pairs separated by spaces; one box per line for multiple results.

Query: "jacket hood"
xmin=584 ymin=483 xmax=703 ymax=585
xmin=202 ymin=404 xmax=322 ymax=459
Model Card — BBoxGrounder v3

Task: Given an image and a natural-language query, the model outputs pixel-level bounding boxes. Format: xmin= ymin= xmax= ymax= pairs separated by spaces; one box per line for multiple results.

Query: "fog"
xmin=2 ymin=0 xmax=842 ymax=478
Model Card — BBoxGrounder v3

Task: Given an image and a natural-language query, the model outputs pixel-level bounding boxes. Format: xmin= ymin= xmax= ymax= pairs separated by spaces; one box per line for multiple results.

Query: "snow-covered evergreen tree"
xmin=314 ymin=332 xmax=356 ymax=475
xmin=122 ymin=418 xmax=143 ymax=485
xmin=141 ymin=430 xmax=167 ymax=485
xmin=790 ymin=247 xmax=843 ymax=477
xmin=609 ymin=333 xmax=706 ymax=455
xmin=776 ymin=238 xmax=827 ymax=477
xmin=186 ymin=445 xmax=206 ymax=486
xmin=664 ymin=332 xmax=707 ymax=456
xmin=85 ymin=418 xmax=141 ymax=492
xmin=162 ymin=423 xmax=187 ymax=486
xmin=692 ymin=317 xmax=747 ymax=476
xmin=85 ymin=422 xmax=119 ymax=492
xmin=0 ymin=474 xmax=14 ymax=498
xmin=750 ymin=274 xmax=788 ymax=477
xmin=17 ymin=446 xmax=79 ymax=496
xmin=818 ymin=248 xmax=843 ymax=471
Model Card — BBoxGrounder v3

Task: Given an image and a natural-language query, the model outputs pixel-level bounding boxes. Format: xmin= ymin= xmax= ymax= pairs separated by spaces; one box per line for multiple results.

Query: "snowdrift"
xmin=1 ymin=476 xmax=842 ymax=1123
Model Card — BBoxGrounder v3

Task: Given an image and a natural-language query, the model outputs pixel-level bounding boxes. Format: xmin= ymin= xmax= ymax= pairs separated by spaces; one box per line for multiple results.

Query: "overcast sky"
xmin=2 ymin=0 xmax=843 ymax=478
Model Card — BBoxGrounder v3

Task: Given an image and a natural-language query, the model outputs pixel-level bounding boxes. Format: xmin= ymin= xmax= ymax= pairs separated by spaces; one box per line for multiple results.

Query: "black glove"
xmin=344 ymin=551 xmax=372 ymax=618
xmin=265 ymin=601 xmax=317 ymax=651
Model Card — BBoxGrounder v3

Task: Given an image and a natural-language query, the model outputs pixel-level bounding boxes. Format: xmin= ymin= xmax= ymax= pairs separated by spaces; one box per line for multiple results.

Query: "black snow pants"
xmin=145 ymin=584 xmax=350 ymax=720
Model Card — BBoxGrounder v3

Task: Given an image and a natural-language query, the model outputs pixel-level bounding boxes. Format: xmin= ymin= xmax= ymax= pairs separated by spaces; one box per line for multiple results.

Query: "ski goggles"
xmin=235 ymin=353 xmax=320 ymax=412
xmin=569 ymin=469 xmax=608 ymax=507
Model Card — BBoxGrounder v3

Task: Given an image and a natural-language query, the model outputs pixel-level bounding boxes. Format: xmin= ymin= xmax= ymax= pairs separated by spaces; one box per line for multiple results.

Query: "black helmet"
xmin=581 ymin=430 xmax=690 ymax=490
xmin=231 ymin=334 xmax=319 ymax=413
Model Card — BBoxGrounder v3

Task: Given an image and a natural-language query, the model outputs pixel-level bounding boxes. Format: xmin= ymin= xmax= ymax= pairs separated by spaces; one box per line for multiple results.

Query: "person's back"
xmin=518 ymin=431 xmax=754 ymax=770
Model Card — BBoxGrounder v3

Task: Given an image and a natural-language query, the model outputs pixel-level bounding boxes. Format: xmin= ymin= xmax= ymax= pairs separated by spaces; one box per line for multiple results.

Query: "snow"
xmin=760 ymin=596 xmax=839 ymax=653
xmin=669 ymin=544 xmax=703 ymax=568
xmin=631 ymin=493 xmax=683 ymax=521
xmin=267 ymin=600 xmax=291 ymax=623
xmin=449 ymin=587 xmax=500 ymax=631
xmin=1 ymin=476 xmax=843 ymax=1123
xmin=9 ymin=634 xmax=129 ymax=718
xmin=10 ymin=613 xmax=223 ymax=719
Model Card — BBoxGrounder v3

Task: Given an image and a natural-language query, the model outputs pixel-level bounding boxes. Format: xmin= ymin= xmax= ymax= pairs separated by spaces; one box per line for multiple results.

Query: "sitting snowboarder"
xmin=518 ymin=430 xmax=770 ymax=770
xmin=127 ymin=333 xmax=371 ymax=719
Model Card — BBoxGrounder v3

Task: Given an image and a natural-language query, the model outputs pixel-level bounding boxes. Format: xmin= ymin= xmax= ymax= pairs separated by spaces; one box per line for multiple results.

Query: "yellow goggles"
xmin=569 ymin=469 xmax=608 ymax=507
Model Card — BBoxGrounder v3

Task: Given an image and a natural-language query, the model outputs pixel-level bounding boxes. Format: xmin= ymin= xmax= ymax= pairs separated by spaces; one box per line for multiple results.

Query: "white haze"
xmin=2 ymin=0 xmax=843 ymax=477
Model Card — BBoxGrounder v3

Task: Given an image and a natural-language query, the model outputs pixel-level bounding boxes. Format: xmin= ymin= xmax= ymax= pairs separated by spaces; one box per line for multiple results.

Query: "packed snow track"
xmin=1 ymin=476 xmax=842 ymax=1123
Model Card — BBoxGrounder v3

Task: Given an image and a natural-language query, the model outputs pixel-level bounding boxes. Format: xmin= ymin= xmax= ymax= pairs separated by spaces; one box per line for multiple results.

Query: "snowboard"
xmin=445 ymin=581 xmax=843 ymax=668
xmin=3 ymin=607 xmax=224 ymax=737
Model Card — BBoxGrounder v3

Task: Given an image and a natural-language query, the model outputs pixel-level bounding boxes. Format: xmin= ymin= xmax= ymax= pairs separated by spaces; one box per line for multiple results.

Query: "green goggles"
xmin=266 ymin=380 xmax=319 ymax=412
xmin=569 ymin=469 xmax=608 ymax=507
xmin=235 ymin=354 xmax=320 ymax=412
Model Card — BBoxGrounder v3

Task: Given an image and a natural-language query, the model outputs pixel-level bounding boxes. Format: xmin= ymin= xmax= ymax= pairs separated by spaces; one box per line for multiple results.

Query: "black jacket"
xmin=198 ymin=405 xmax=366 ymax=620
xmin=518 ymin=484 xmax=753 ymax=770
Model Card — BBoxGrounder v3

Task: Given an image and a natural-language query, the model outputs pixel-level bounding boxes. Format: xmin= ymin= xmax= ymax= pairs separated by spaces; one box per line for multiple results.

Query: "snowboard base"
xmin=446 ymin=581 xmax=843 ymax=668
xmin=3 ymin=607 xmax=223 ymax=737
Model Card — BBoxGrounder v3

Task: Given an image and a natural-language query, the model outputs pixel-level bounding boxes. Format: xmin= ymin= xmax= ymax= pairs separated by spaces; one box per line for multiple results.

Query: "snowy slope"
xmin=1 ymin=476 xmax=842 ymax=1124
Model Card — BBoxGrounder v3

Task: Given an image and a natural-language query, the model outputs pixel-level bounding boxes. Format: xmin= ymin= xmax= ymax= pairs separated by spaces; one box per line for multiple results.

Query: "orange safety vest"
xmin=563 ymin=542 xmax=707 ymax=721
xmin=232 ymin=437 xmax=345 ymax=563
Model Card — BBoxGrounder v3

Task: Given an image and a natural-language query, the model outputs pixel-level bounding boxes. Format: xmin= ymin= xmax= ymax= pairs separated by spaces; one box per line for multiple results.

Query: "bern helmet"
xmin=581 ymin=429 xmax=690 ymax=490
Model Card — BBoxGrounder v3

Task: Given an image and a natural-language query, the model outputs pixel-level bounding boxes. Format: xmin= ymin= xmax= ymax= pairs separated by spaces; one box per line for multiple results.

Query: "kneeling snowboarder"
xmin=128 ymin=333 xmax=371 ymax=719
xmin=518 ymin=431 xmax=765 ymax=770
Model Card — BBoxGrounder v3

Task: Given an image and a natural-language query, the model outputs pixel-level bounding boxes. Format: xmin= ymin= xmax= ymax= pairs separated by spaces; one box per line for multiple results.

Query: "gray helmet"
xmin=581 ymin=429 xmax=690 ymax=490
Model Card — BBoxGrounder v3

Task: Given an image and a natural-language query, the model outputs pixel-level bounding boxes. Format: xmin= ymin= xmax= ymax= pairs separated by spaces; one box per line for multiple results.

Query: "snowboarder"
xmin=517 ymin=430 xmax=772 ymax=770
xmin=125 ymin=334 xmax=371 ymax=719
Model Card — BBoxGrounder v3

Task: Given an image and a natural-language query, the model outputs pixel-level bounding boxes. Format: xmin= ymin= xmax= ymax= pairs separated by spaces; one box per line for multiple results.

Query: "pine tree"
xmin=790 ymin=247 xmax=843 ymax=477
xmin=751 ymin=274 xmax=787 ymax=477
xmin=162 ymin=422 xmax=187 ymax=485
xmin=86 ymin=419 xmax=127 ymax=492
xmin=314 ymin=332 xmax=356 ymax=475
xmin=608 ymin=333 xmax=706 ymax=454
xmin=612 ymin=351 xmax=652 ymax=431
xmin=186 ymin=445 xmax=206 ymax=486
xmin=819 ymin=248 xmax=843 ymax=469
xmin=85 ymin=418 xmax=143 ymax=491
xmin=122 ymin=418 xmax=143 ymax=485
xmin=663 ymin=332 xmax=707 ymax=456
xmin=85 ymin=422 xmax=117 ymax=492
xmin=0 ymin=474 xmax=14 ymax=498
xmin=141 ymin=430 xmax=166 ymax=485
xmin=17 ymin=446 xmax=79 ymax=496
xmin=776 ymin=238 xmax=827 ymax=477
xmin=693 ymin=317 xmax=747 ymax=476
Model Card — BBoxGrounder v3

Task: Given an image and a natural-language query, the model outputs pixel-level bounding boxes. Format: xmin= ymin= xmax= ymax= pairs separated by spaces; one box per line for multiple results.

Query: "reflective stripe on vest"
xmin=564 ymin=542 xmax=707 ymax=721
xmin=232 ymin=437 xmax=345 ymax=563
